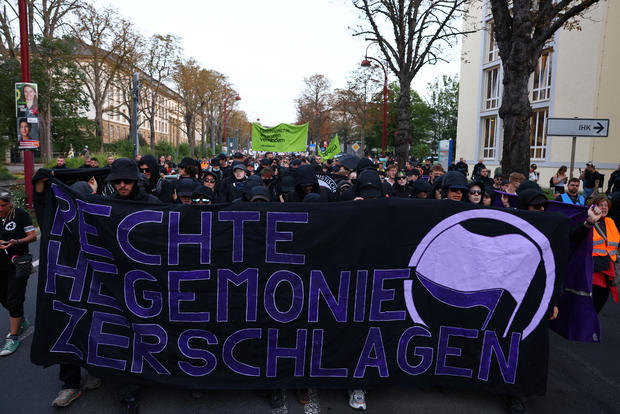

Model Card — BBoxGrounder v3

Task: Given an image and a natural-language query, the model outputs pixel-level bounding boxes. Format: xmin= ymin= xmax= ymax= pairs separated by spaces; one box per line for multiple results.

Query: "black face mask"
xmin=262 ymin=178 xmax=273 ymax=186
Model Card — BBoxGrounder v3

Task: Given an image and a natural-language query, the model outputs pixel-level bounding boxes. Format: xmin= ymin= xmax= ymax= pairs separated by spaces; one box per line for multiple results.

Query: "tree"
xmin=428 ymin=74 xmax=459 ymax=155
xmin=489 ymin=0 xmax=601 ymax=175
xmin=140 ymin=34 xmax=181 ymax=152
xmin=354 ymin=0 xmax=469 ymax=167
xmin=295 ymin=74 xmax=332 ymax=146
xmin=72 ymin=4 xmax=140 ymax=151
xmin=172 ymin=58 xmax=201 ymax=153
xmin=0 ymin=0 xmax=84 ymax=161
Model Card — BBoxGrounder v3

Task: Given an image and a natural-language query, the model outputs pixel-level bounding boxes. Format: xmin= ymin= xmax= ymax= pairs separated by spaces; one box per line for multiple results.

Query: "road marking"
xmin=33 ymin=259 xmax=39 ymax=268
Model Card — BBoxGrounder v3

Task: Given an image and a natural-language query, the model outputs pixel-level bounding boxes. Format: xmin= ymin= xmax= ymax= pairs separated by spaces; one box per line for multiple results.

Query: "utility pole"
xmin=18 ymin=0 xmax=33 ymax=207
xmin=131 ymin=73 xmax=141 ymax=159
xmin=211 ymin=115 xmax=216 ymax=157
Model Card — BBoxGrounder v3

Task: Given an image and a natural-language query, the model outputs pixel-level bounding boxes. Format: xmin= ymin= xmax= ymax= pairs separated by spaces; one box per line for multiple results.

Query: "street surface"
xmin=1 ymin=239 xmax=619 ymax=414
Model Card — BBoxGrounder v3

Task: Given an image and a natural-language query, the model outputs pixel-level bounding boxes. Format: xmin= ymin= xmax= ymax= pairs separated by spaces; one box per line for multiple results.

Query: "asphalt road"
xmin=1 ymin=239 xmax=619 ymax=414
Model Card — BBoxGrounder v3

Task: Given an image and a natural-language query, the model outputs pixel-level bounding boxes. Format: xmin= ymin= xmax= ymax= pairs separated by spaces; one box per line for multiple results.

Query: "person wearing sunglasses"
xmin=138 ymin=155 xmax=173 ymax=203
xmin=441 ymin=171 xmax=469 ymax=201
xmin=467 ymin=182 xmax=484 ymax=204
xmin=106 ymin=158 xmax=161 ymax=203
xmin=392 ymin=170 xmax=412 ymax=198
xmin=191 ymin=187 xmax=216 ymax=205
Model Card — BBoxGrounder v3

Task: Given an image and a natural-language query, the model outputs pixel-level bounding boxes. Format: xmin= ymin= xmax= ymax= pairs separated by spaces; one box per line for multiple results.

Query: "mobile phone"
xmin=0 ymin=241 xmax=9 ymax=245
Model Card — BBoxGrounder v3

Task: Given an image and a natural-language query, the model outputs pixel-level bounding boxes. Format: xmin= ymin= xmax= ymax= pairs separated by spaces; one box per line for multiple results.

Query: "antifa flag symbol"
xmin=404 ymin=209 xmax=556 ymax=340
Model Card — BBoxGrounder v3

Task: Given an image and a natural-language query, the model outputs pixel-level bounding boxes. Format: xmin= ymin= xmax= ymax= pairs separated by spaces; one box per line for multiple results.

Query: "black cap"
xmin=249 ymin=186 xmax=271 ymax=202
xmin=192 ymin=186 xmax=216 ymax=202
xmin=233 ymin=152 xmax=243 ymax=158
xmin=232 ymin=161 xmax=247 ymax=172
xmin=176 ymin=178 xmax=198 ymax=197
xmin=516 ymin=189 xmax=548 ymax=210
xmin=106 ymin=158 xmax=140 ymax=182
xmin=358 ymin=170 xmax=383 ymax=198
xmin=260 ymin=158 xmax=271 ymax=166
xmin=303 ymin=193 xmax=322 ymax=203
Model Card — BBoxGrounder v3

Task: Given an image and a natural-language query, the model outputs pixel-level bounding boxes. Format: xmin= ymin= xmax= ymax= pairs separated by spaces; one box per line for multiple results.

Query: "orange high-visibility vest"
xmin=593 ymin=217 xmax=619 ymax=262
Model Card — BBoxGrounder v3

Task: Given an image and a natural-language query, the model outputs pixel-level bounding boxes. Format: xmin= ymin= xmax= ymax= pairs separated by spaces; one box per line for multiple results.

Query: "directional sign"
xmin=547 ymin=118 xmax=609 ymax=137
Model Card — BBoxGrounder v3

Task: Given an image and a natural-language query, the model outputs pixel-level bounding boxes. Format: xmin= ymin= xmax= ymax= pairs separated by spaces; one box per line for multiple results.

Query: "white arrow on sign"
xmin=547 ymin=118 xmax=609 ymax=137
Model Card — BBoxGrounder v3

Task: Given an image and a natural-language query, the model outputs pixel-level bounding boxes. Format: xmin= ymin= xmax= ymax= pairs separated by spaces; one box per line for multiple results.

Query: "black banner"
xmin=32 ymin=179 xmax=569 ymax=396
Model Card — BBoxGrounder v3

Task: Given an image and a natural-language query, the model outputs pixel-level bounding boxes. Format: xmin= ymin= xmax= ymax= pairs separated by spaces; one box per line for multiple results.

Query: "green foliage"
xmin=177 ymin=143 xmax=191 ymax=159
xmin=154 ymin=141 xmax=177 ymax=158
xmin=0 ymin=59 xmax=20 ymax=142
xmin=0 ymin=165 xmax=15 ymax=180
xmin=428 ymin=75 xmax=459 ymax=152
xmin=411 ymin=143 xmax=431 ymax=160
xmin=8 ymin=184 xmax=26 ymax=210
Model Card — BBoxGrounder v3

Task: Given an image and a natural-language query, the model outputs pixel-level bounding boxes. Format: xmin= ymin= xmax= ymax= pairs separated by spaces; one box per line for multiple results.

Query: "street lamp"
xmin=223 ymin=94 xmax=241 ymax=147
xmin=361 ymin=56 xmax=388 ymax=157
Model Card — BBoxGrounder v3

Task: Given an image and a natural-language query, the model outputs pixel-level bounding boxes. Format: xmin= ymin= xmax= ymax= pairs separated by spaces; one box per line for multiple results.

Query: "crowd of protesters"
xmin=1 ymin=150 xmax=619 ymax=414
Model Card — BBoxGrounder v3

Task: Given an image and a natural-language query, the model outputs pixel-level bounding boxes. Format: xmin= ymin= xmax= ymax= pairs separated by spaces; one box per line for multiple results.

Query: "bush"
xmin=8 ymin=184 xmax=26 ymax=209
xmin=178 ymin=143 xmax=191 ymax=159
xmin=0 ymin=164 xmax=15 ymax=180
xmin=154 ymin=141 xmax=176 ymax=158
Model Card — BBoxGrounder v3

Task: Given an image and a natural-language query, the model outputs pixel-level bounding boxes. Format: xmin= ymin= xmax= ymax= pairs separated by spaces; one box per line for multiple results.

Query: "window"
xmin=481 ymin=116 xmax=497 ymax=159
xmin=487 ymin=22 xmax=499 ymax=62
xmin=484 ymin=67 xmax=500 ymax=110
xmin=530 ymin=108 xmax=548 ymax=160
xmin=532 ymin=51 xmax=552 ymax=102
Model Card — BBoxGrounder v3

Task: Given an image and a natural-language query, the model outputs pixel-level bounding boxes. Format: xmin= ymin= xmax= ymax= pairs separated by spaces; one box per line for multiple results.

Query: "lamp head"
xmin=361 ymin=59 xmax=371 ymax=67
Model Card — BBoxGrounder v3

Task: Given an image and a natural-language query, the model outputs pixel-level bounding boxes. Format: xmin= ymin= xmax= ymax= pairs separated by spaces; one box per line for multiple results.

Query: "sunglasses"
xmin=469 ymin=190 xmax=482 ymax=195
xmin=530 ymin=204 xmax=545 ymax=210
xmin=112 ymin=179 xmax=133 ymax=185
xmin=449 ymin=188 xmax=464 ymax=193
xmin=204 ymin=179 xmax=216 ymax=183
xmin=397 ymin=177 xmax=407 ymax=180
xmin=139 ymin=167 xmax=151 ymax=173
xmin=192 ymin=198 xmax=212 ymax=204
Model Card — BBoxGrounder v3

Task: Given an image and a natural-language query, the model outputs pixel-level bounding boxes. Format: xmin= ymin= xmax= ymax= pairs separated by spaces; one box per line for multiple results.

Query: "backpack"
xmin=549 ymin=175 xmax=555 ymax=188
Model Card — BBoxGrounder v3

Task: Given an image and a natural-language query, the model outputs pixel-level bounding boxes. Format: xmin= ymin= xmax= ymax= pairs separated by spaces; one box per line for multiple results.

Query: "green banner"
xmin=319 ymin=134 xmax=340 ymax=160
xmin=251 ymin=123 xmax=308 ymax=152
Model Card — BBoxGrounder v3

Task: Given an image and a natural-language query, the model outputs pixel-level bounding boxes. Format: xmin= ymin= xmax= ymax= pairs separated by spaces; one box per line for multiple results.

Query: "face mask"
xmin=262 ymin=178 xmax=273 ymax=186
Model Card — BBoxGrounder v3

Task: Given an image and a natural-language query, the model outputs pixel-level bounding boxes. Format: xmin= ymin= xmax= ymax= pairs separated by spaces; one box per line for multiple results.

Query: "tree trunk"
xmin=95 ymin=107 xmax=104 ymax=152
xmin=38 ymin=102 xmax=53 ymax=162
xmin=499 ymin=61 xmax=535 ymax=176
xmin=185 ymin=113 xmax=194 ymax=153
xmin=149 ymin=117 xmax=156 ymax=153
xmin=395 ymin=77 xmax=412 ymax=167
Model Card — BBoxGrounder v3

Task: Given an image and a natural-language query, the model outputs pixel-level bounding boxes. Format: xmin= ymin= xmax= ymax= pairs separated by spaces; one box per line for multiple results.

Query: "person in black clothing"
xmin=421 ymin=159 xmax=431 ymax=176
xmin=222 ymin=163 xmax=248 ymax=202
xmin=455 ymin=157 xmax=468 ymax=176
xmin=259 ymin=167 xmax=279 ymax=201
xmin=580 ymin=162 xmax=603 ymax=199
xmin=106 ymin=158 xmax=161 ymax=204
xmin=471 ymin=159 xmax=485 ymax=181
xmin=392 ymin=170 xmax=412 ymax=198
xmin=606 ymin=163 xmax=620 ymax=195
xmin=411 ymin=180 xmax=431 ymax=199
xmin=0 ymin=187 xmax=36 ymax=357
xmin=138 ymin=155 xmax=173 ymax=203
xmin=53 ymin=156 xmax=67 ymax=169
xmin=201 ymin=170 xmax=221 ymax=202
xmin=285 ymin=165 xmax=331 ymax=202
xmin=79 ymin=154 xmax=91 ymax=168
xmin=478 ymin=167 xmax=494 ymax=189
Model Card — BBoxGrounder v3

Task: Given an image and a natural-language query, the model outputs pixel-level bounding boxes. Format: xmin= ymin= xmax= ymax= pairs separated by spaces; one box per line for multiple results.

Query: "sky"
xmin=106 ymin=0 xmax=461 ymax=126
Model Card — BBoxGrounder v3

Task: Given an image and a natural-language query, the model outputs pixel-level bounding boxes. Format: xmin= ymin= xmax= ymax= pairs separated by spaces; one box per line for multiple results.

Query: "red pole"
xmin=381 ymin=71 xmax=387 ymax=157
xmin=18 ymin=0 xmax=34 ymax=208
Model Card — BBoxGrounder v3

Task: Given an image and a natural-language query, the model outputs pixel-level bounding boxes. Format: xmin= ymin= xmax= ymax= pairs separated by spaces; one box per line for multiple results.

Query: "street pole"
xmin=131 ymin=73 xmax=140 ymax=159
xmin=211 ymin=114 xmax=216 ymax=157
xmin=569 ymin=136 xmax=577 ymax=179
xmin=223 ymin=94 xmax=241 ymax=154
xmin=18 ymin=0 xmax=33 ymax=208
xmin=361 ymin=56 xmax=387 ymax=156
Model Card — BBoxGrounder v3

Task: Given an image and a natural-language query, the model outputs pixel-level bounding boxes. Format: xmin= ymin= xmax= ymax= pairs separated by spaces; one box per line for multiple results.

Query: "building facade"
xmin=456 ymin=1 xmax=620 ymax=186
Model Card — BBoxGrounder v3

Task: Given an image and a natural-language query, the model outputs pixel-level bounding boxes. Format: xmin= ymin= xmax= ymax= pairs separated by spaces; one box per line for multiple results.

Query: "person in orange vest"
xmin=591 ymin=194 xmax=619 ymax=313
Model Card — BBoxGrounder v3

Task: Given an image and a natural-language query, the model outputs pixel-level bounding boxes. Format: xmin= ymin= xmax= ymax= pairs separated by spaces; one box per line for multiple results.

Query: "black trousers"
xmin=59 ymin=364 xmax=82 ymax=389
xmin=592 ymin=285 xmax=610 ymax=314
xmin=0 ymin=267 xmax=28 ymax=318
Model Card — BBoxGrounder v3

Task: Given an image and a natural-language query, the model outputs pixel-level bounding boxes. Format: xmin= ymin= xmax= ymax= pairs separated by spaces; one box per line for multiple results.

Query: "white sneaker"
xmin=52 ymin=388 xmax=81 ymax=407
xmin=348 ymin=389 xmax=367 ymax=411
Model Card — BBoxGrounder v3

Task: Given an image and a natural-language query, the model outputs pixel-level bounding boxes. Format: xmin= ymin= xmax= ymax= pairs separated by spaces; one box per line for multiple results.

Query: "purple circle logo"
xmin=404 ymin=209 xmax=556 ymax=340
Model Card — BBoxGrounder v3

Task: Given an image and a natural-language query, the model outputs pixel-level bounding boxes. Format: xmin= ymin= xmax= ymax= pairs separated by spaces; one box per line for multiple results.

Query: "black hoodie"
xmin=284 ymin=164 xmax=330 ymax=202
xmin=139 ymin=155 xmax=173 ymax=203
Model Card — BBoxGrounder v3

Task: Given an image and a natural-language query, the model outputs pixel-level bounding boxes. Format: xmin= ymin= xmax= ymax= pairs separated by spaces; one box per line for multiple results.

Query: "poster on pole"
xmin=15 ymin=82 xmax=40 ymax=149
xmin=251 ymin=123 xmax=308 ymax=152
xmin=438 ymin=139 xmax=453 ymax=171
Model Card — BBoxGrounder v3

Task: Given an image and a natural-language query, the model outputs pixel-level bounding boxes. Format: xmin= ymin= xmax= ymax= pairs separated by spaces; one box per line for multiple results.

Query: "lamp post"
xmin=361 ymin=56 xmax=388 ymax=157
xmin=18 ymin=0 xmax=33 ymax=207
xmin=223 ymin=94 xmax=241 ymax=150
